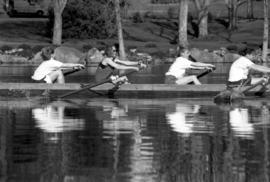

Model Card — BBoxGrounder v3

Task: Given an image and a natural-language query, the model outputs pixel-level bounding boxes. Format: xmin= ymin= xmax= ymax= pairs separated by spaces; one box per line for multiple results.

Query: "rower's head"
xmin=41 ymin=46 xmax=54 ymax=60
xmin=239 ymin=48 xmax=256 ymax=60
xmin=177 ymin=47 xmax=191 ymax=59
xmin=104 ymin=45 xmax=119 ymax=58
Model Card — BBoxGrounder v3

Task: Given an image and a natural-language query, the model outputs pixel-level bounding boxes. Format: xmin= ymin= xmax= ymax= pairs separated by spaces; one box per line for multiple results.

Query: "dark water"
xmin=0 ymin=97 xmax=270 ymax=182
xmin=0 ymin=63 xmax=230 ymax=84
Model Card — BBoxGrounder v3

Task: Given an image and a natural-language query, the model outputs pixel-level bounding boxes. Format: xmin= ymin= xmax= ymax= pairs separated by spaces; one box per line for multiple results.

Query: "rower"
xmin=31 ymin=47 xmax=85 ymax=84
xmin=165 ymin=47 xmax=215 ymax=85
xmin=227 ymin=48 xmax=270 ymax=89
xmin=214 ymin=48 xmax=270 ymax=103
xmin=94 ymin=45 xmax=146 ymax=85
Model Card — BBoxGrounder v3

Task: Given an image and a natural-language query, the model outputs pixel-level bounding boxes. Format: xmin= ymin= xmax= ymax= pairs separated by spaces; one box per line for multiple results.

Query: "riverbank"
xmin=0 ymin=17 xmax=266 ymax=64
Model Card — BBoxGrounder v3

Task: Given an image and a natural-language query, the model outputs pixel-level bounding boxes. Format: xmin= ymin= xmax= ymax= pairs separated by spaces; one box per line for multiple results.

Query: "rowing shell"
xmin=0 ymin=82 xmax=269 ymax=98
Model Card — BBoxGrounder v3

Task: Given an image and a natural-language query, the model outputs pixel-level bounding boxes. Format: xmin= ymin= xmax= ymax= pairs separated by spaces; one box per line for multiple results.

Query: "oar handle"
xmin=196 ymin=67 xmax=215 ymax=79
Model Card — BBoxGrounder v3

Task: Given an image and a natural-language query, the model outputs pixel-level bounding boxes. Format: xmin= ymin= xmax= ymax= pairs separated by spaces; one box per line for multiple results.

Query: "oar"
xmin=63 ymin=66 xmax=85 ymax=76
xmin=214 ymin=78 xmax=268 ymax=103
xmin=196 ymin=67 xmax=216 ymax=79
xmin=187 ymin=67 xmax=215 ymax=84
xmin=58 ymin=69 xmax=138 ymax=99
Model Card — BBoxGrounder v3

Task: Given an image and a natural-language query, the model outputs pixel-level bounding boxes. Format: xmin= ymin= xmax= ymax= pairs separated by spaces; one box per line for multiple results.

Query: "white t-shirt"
xmin=32 ymin=58 xmax=63 ymax=81
xmin=228 ymin=56 xmax=254 ymax=82
xmin=165 ymin=57 xmax=193 ymax=78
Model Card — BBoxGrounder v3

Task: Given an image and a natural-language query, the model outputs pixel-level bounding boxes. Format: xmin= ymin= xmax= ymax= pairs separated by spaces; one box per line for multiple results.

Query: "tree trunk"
xmin=262 ymin=0 xmax=269 ymax=62
xmin=115 ymin=0 xmax=126 ymax=60
xmin=199 ymin=14 xmax=208 ymax=37
xmin=52 ymin=0 xmax=67 ymax=46
xmin=228 ymin=0 xmax=237 ymax=30
xmin=178 ymin=0 xmax=189 ymax=48
xmin=53 ymin=11 xmax=62 ymax=45
xmin=247 ymin=0 xmax=254 ymax=19
xmin=195 ymin=0 xmax=210 ymax=38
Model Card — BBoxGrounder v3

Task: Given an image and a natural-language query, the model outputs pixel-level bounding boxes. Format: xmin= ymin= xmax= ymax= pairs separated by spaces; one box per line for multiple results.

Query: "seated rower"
xmin=165 ymin=47 xmax=215 ymax=85
xmin=95 ymin=45 xmax=146 ymax=84
xmin=227 ymin=48 xmax=270 ymax=88
xmin=31 ymin=47 xmax=85 ymax=84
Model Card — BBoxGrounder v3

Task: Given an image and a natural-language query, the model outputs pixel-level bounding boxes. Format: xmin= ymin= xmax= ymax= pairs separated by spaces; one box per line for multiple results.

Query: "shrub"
xmin=17 ymin=44 xmax=32 ymax=50
xmin=132 ymin=12 xmax=143 ymax=23
xmin=127 ymin=45 xmax=138 ymax=50
xmin=151 ymin=51 xmax=167 ymax=59
xmin=144 ymin=11 xmax=152 ymax=19
xmin=16 ymin=49 xmax=33 ymax=58
xmin=32 ymin=45 xmax=44 ymax=54
xmin=144 ymin=43 xmax=157 ymax=48
xmin=167 ymin=7 xmax=177 ymax=19
xmin=0 ymin=45 xmax=13 ymax=52
xmin=82 ymin=44 xmax=93 ymax=52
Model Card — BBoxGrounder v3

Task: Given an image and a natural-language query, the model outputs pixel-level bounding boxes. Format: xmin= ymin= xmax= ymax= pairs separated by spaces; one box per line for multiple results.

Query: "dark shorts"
xmin=164 ymin=75 xmax=177 ymax=84
xmin=227 ymin=78 xmax=251 ymax=89
xmin=33 ymin=79 xmax=45 ymax=83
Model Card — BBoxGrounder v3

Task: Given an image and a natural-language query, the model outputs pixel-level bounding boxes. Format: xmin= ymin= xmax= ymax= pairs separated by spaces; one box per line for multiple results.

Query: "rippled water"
xmin=1 ymin=97 xmax=270 ymax=182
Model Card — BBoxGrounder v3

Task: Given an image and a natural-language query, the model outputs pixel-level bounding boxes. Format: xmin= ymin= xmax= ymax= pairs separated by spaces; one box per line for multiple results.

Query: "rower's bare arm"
xmin=191 ymin=62 xmax=215 ymax=69
xmin=115 ymin=59 xmax=139 ymax=66
xmin=61 ymin=63 xmax=85 ymax=69
xmin=107 ymin=59 xmax=139 ymax=71
xmin=250 ymin=64 xmax=270 ymax=73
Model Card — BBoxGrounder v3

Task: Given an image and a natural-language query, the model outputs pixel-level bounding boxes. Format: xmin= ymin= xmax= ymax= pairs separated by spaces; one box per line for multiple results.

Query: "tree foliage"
xmin=47 ymin=0 xmax=129 ymax=39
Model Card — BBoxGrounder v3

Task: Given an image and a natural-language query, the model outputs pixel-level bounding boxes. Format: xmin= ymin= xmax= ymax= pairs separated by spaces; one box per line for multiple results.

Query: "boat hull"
xmin=0 ymin=83 xmax=267 ymax=98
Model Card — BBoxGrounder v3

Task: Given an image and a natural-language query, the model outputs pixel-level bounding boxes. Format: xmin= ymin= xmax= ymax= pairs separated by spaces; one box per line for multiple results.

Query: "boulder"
xmin=190 ymin=48 xmax=223 ymax=63
xmin=54 ymin=46 xmax=84 ymax=64
xmin=32 ymin=46 xmax=103 ymax=65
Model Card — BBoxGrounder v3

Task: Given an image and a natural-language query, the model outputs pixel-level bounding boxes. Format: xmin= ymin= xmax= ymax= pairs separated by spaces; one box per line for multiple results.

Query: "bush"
xmin=144 ymin=43 xmax=157 ymax=48
xmin=32 ymin=45 xmax=44 ymax=54
xmin=0 ymin=45 xmax=13 ymax=52
xmin=47 ymin=0 xmax=129 ymax=39
xmin=82 ymin=44 xmax=93 ymax=52
xmin=151 ymin=51 xmax=167 ymax=59
xmin=16 ymin=49 xmax=33 ymax=58
xmin=167 ymin=7 xmax=177 ymax=19
xmin=132 ymin=12 xmax=143 ymax=23
xmin=17 ymin=44 xmax=32 ymax=50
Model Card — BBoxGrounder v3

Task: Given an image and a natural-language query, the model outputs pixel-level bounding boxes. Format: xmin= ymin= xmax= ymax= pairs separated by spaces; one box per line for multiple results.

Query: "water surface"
xmin=0 ymin=97 xmax=269 ymax=182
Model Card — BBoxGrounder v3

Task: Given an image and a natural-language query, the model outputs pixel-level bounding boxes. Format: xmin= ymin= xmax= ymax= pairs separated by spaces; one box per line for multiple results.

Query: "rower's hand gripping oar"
xmin=196 ymin=67 xmax=216 ymax=79
xmin=187 ymin=67 xmax=216 ymax=84
xmin=58 ymin=69 xmax=138 ymax=99
xmin=253 ymin=76 xmax=270 ymax=96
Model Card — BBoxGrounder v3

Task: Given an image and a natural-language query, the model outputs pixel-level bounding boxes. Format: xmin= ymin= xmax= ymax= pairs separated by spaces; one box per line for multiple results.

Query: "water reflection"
xmin=166 ymin=104 xmax=201 ymax=136
xmin=0 ymin=98 xmax=269 ymax=181
xmin=229 ymin=107 xmax=254 ymax=139
xmin=32 ymin=101 xmax=85 ymax=142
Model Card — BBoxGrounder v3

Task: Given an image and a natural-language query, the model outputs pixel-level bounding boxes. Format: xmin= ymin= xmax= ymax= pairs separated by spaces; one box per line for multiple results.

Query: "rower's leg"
xmin=252 ymin=77 xmax=269 ymax=96
xmin=251 ymin=77 xmax=267 ymax=85
xmin=48 ymin=70 xmax=65 ymax=84
xmin=176 ymin=76 xmax=202 ymax=85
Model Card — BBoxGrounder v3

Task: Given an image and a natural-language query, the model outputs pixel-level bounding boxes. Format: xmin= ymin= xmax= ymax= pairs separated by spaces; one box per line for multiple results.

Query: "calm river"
xmin=0 ymin=97 xmax=269 ymax=182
